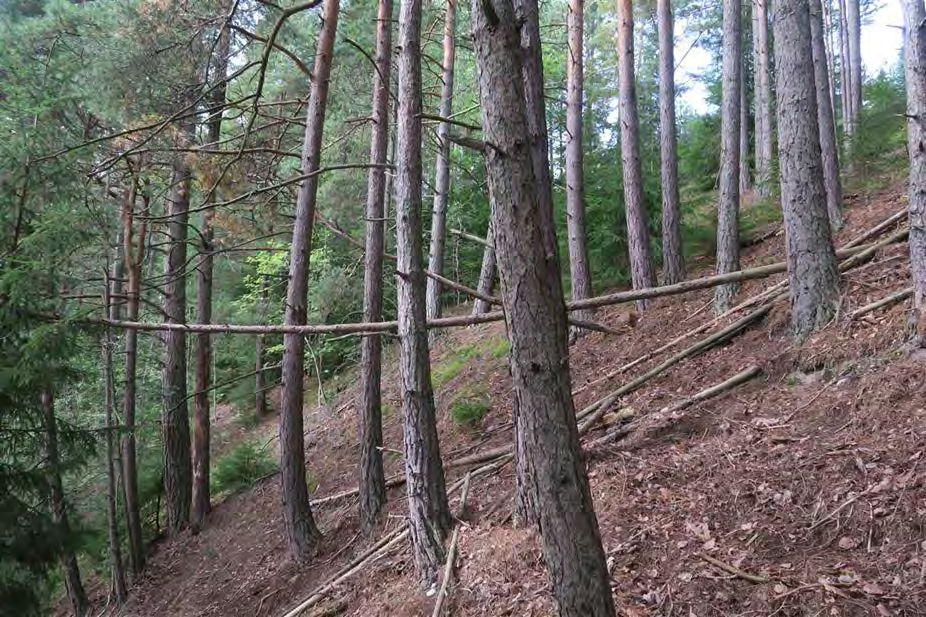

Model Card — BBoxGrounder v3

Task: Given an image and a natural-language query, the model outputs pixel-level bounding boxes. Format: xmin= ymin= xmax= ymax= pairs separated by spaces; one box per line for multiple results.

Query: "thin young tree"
xmin=471 ymin=222 xmax=496 ymax=315
xmin=657 ymin=0 xmax=685 ymax=284
xmin=618 ymin=0 xmax=656 ymax=306
xmin=42 ymin=389 xmax=90 ymax=617
xmin=714 ymin=0 xmax=743 ymax=313
xmin=470 ymin=2 xmax=616 ymax=614
xmin=902 ymin=0 xmax=926 ymax=343
xmin=846 ymin=0 xmax=862 ymax=132
xmin=810 ymin=0 xmax=844 ymax=230
xmin=740 ymin=50 xmax=751 ymax=195
xmin=566 ymin=0 xmax=594 ymax=333
xmin=358 ymin=0 xmax=393 ymax=535
xmin=838 ymin=0 xmax=851 ymax=133
xmin=395 ymin=0 xmax=451 ymax=587
xmin=279 ymin=0 xmax=340 ymax=562
xmin=753 ymin=0 xmax=774 ymax=198
xmin=774 ymin=0 xmax=841 ymax=340
xmin=425 ymin=0 xmax=457 ymax=326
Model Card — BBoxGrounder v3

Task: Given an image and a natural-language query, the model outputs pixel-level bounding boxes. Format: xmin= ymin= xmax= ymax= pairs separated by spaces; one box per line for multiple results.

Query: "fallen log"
xmin=850 ymin=287 xmax=914 ymax=320
xmin=843 ymin=208 xmax=907 ymax=249
xmin=431 ymin=472 xmax=473 ymax=617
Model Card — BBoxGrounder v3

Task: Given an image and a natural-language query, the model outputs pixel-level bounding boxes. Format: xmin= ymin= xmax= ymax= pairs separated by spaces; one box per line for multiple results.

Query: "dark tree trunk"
xmin=657 ymin=0 xmax=685 ymax=284
xmin=280 ymin=0 xmax=340 ymax=562
xmin=740 ymin=47 xmax=751 ymax=194
xmin=42 ymin=389 xmax=90 ymax=617
xmin=774 ymin=0 xmax=841 ymax=340
xmin=395 ymin=0 xmax=451 ymax=588
xmin=714 ymin=0 xmax=743 ymax=313
xmin=753 ymin=0 xmax=774 ymax=197
xmin=470 ymin=3 xmax=617 ymax=615
xmin=902 ymin=0 xmax=926 ymax=343
xmin=255 ymin=276 xmax=270 ymax=418
xmin=161 ymin=119 xmax=194 ymax=535
xmin=425 ymin=0 xmax=457 ymax=327
xmin=471 ymin=222 xmax=496 ymax=316
xmin=566 ymin=0 xmax=594 ymax=335
xmin=810 ymin=0 xmax=845 ymax=230
xmin=618 ymin=0 xmax=656 ymax=308
xmin=103 ymin=282 xmax=127 ymax=602
xmin=359 ymin=0 xmax=393 ymax=536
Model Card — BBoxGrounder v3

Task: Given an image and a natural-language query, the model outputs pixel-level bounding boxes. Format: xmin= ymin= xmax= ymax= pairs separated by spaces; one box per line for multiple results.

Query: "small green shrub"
xmin=432 ymin=345 xmax=482 ymax=386
xmin=450 ymin=389 xmax=491 ymax=426
xmin=211 ymin=441 xmax=277 ymax=498
xmin=487 ymin=337 xmax=509 ymax=359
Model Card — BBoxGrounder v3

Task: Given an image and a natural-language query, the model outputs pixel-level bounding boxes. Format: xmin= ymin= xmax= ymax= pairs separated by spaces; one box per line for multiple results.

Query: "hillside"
xmin=107 ymin=178 xmax=926 ymax=617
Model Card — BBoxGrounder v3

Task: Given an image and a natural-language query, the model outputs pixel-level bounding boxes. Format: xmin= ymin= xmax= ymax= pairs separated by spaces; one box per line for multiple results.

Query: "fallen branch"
xmin=698 ymin=553 xmax=769 ymax=584
xmin=850 ymin=287 xmax=913 ymax=320
xmin=431 ymin=472 xmax=473 ymax=617
xmin=843 ymin=208 xmax=907 ymax=249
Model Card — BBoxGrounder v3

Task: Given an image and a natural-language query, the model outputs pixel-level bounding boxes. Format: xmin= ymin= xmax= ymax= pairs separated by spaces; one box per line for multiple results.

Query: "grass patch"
xmin=432 ymin=344 xmax=482 ymax=386
xmin=211 ymin=440 xmax=277 ymax=498
xmin=488 ymin=337 xmax=510 ymax=359
xmin=450 ymin=388 xmax=491 ymax=427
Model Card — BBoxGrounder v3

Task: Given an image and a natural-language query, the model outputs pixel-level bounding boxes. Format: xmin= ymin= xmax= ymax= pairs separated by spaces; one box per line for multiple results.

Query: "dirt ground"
xmin=109 ymin=178 xmax=926 ymax=617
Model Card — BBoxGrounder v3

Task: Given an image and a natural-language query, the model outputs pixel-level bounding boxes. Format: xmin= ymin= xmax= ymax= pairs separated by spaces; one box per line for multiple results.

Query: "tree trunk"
xmin=102 ymin=283 xmax=128 ymax=602
xmin=121 ymin=197 xmax=145 ymax=573
xmin=255 ymin=276 xmax=270 ymax=418
xmin=810 ymin=0 xmax=845 ymax=230
xmin=359 ymin=0 xmax=393 ymax=536
xmin=753 ymin=0 xmax=774 ymax=198
xmin=617 ymin=0 xmax=656 ymax=308
xmin=774 ymin=0 xmax=841 ymax=341
xmin=471 ymin=222 xmax=497 ymax=316
xmin=512 ymin=0 xmax=560 ymax=528
xmin=42 ymin=389 xmax=90 ymax=617
xmin=823 ymin=0 xmax=839 ymax=125
xmin=838 ymin=0 xmax=851 ymax=135
xmin=280 ymin=0 xmax=340 ymax=562
xmin=714 ymin=0 xmax=743 ymax=313
xmin=192 ymin=17 xmax=230 ymax=531
xmin=902 ymin=0 xmax=926 ymax=343
xmin=657 ymin=0 xmax=685 ymax=285
xmin=740 ymin=46 xmax=751 ymax=194
xmin=846 ymin=0 xmax=862 ymax=132
xmin=566 ymin=0 xmax=594 ymax=335
xmin=395 ymin=0 xmax=451 ymax=588
xmin=162 ymin=119 xmax=194 ymax=535
xmin=425 ymin=0 xmax=457 ymax=328
xmin=470 ymin=3 xmax=617 ymax=615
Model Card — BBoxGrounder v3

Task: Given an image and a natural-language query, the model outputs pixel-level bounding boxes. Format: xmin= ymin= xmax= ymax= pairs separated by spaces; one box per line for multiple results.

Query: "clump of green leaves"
xmin=450 ymin=389 xmax=491 ymax=427
xmin=211 ymin=441 xmax=277 ymax=498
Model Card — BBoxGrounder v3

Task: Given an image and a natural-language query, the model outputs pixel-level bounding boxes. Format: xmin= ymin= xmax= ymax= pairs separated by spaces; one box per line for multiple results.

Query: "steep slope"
xmin=115 ymin=178 xmax=926 ymax=617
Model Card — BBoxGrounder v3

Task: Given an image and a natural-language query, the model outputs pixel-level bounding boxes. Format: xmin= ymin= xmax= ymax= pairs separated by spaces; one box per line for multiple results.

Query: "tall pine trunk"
xmin=774 ymin=0 xmax=841 ymax=341
xmin=280 ymin=0 xmax=339 ymax=562
xmin=395 ymin=0 xmax=451 ymax=587
xmin=753 ymin=0 xmax=774 ymax=198
xmin=739 ymin=49 xmax=751 ymax=194
xmin=471 ymin=222 xmax=496 ymax=316
xmin=470 ymin=2 xmax=616 ymax=614
xmin=810 ymin=0 xmax=844 ymax=230
xmin=714 ymin=0 xmax=743 ymax=313
xmin=43 ymin=389 xmax=90 ymax=617
xmin=425 ymin=0 xmax=457 ymax=327
xmin=358 ymin=0 xmax=393 ymax=536
xmin=566 ymin=0 xmax=593 ymax=334
xmin=618 ymin=0 xmax=656 ymax=308
xmin=838 ymin=0 xmax=851 ymax=135
xmin=657 ymin=0 xmax=685 ymax=284
xmin=162 ymin=118 xmax=194 ymax=535
xmin=846 ymin=0 xmax=862 ymax=132
xmin=902 ymin=0 xmax=926 ymax=343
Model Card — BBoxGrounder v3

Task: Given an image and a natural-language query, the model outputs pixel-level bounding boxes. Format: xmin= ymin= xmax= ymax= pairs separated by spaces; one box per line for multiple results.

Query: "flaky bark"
xmin=774 ymin=0 xmax=841 ymax=340
xmin=657 ymin=0 xmax=685 ymax=284
xmin=425 ymin=0 xmax=457 ymax=327
xmin=359 ymin=0 xmax=393 ymax=536
xmin=617 ymin=0 xmax=656 ymax=307
xmin=471 ymin=222 xmax=496 ymax=316
xmin=753 ymin=0 xmax=774 ymax=198
xmin=395 ymin=0 xmax=451 ymax=587
xmin=810 ymin=0 xmax=845 ymax=230
xmin=280 ymin=0 xmax=340 ymax=562
xmin=715 ymin=0 xmax=743 ymax=313
xmin=903 ymin=0 xmax=926 ymax=342
xmin=471 ymin=2 xmax=616 ymax=615
xmin=566 ymin=0 xmax=593 ymax=333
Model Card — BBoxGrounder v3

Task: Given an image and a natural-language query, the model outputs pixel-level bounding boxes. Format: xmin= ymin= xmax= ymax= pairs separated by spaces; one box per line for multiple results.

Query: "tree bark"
xmin=823 ymin=0 xmax=839 ymax=125
xmin=42 ymin=389 xmax=90 ymax=617
xmin=810 ymin=0 xmax=845 ymax=230
xmin=255 ymin=276 xmax=270 ymax=418
xmin=714 ymin=0 xmax=743 ymax=313
xmin=753 ymin=0 xmax=774 ymax=198
xmin=618 ymin=0 xmax=656 ymax=308
xmin=395 ymin=0 xmax=451 ymax=588
xmin=470 ymin=2 xmax=617 ymax=614
xmin=192 ymin=13 xmax=231 ymax=531
xmin=359 ymin=0 xmax=393 ymax=536
xmin=280 ymin=0 xmax=340 ymax=562
xmin=846 ymin=0 xmax=862 ymax=132
xmin=902 ymin=0 xmax=926 ymax=343
xmin=162 ymin=119 xmax=194 ymax=535
xmin=425 ymin=0 xmax=457 ymax=328
xmin=471 ymin=222 xmax=497 ymax=316
xmin=740 ymin=43 xmax=751 ymax=195
xmin=566 ymin=0 xmax=594 ymax=334
xmin=121 ymin=195 xmax=145 ymax=574
xmin=657 ymin=0 xmax=685 ymax=284
xmin=838 ymin=0 xmax=851 ymax=135
xmin=774 ymin=0 xmax=841 ymax=341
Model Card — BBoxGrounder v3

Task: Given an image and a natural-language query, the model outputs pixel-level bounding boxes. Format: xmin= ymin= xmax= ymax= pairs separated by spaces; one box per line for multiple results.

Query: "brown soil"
xmin=113 ymin=179 xmax=926 ymax=617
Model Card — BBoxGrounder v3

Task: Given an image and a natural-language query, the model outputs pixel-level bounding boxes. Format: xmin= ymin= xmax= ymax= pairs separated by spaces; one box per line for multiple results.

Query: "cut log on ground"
xmin=851 ymin=287 xmax=914 ymax=320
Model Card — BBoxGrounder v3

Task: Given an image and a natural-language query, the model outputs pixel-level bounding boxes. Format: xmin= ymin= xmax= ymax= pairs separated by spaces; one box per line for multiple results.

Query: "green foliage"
xmin=211 ymin=441 xmax=278 ymax=498
xmin=432 ymin=345 xmax=482 ymax=387
xmin=449 ymin=389 xmax=491 ymax=427
xmin=844 ymin=65 xmax=907 ymax=184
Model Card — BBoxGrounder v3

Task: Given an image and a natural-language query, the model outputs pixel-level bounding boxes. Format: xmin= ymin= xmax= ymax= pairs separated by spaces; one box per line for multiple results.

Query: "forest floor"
xmin=112 ymin=175 xmax=926 ymax=617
